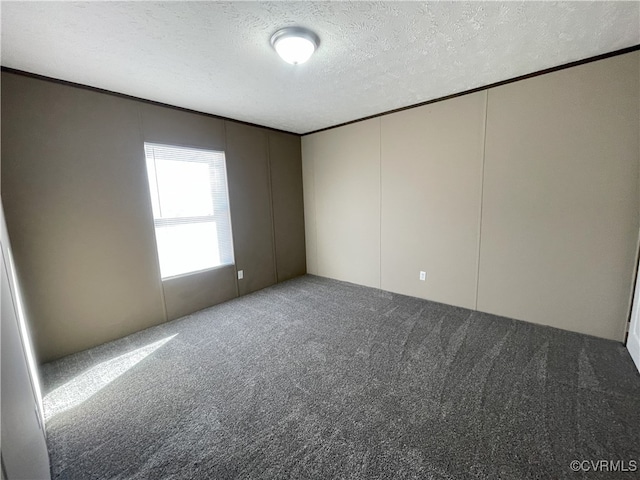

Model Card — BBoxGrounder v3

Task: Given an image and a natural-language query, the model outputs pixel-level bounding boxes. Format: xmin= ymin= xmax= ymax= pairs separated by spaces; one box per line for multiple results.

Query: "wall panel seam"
xmin=475 ymin=90 xmax=489 ymax=310
xmin=266 ymin=134 xmax=278 ymax=283
xmin=378 ymin=117 xmax=383 ymax=290
xmin=312 ymin=142 xmax=319 ymax=275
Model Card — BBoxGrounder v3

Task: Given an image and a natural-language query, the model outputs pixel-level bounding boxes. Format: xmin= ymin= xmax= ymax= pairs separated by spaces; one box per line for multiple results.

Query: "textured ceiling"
xmin=1 ymin=1 xmax=638 ymax=134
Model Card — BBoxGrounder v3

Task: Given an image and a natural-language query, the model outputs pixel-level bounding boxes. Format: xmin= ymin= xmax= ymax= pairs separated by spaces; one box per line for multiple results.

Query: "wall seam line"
xmin=379 ymin=117 xmax=383 ymax=290
xmin=475 ymin=90 xmax=489 ymax=311
xmin=266 ymin=133 xmax=279 ymax=284
xmin=312 ymin=142 xmax=319 ymax=275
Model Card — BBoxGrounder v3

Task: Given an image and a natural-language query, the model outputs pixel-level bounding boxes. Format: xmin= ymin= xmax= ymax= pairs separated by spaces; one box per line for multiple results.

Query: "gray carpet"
xmin=41 ymin=275 xmax=640 ymax=479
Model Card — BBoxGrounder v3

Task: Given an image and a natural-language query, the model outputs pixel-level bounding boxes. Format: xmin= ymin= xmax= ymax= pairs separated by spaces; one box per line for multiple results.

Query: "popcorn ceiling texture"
xmin=1 ymin=1 xmax=638 ymax=134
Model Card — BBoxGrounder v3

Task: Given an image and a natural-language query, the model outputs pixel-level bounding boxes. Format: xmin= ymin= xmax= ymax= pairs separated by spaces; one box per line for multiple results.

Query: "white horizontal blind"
xmin=144 ymin=143 xmax=234 ymax=279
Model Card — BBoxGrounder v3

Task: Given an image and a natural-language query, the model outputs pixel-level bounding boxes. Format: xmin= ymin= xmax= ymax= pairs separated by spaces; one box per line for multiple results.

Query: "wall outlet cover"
xmin=419 ymin=271 xmax=426 ymax=281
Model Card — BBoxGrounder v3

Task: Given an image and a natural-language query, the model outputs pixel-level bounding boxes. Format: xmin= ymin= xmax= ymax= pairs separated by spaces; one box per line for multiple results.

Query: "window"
xmin=144 ymin=143 xmax=234 ymax=279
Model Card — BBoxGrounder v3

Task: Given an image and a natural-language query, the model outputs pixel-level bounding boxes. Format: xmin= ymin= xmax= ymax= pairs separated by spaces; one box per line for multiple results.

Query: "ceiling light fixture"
xmin=270 ymin=26 xmax=320 ymax=65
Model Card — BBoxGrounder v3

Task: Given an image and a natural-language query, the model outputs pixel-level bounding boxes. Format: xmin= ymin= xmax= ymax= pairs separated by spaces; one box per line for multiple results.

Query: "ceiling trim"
xmin=303 ymin=44 xmax=640 ymax=136
xmin=2 ymin=43 xmax=638 ymax=138
xmin=0 ymin=66 xmax=299 ymax=137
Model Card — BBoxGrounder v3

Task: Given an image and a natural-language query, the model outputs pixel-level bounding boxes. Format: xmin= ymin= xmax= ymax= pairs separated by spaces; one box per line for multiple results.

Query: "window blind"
xmin=144 ymin=143 xmax=234 ymax=279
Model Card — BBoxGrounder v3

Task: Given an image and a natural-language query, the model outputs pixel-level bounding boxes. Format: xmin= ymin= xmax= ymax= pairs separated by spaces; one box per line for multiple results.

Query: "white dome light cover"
xmin=270 ymin=27 xmax=320 ymax=65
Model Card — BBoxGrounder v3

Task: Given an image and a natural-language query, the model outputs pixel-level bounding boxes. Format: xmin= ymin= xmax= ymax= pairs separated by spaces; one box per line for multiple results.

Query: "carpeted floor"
xmin=41 ymin=275 xmax=640 ymax=479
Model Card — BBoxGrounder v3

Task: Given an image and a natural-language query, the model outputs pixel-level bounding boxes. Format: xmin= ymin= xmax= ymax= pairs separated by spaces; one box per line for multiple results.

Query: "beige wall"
xmin=302 ymin=119 xmax=381 ymax=288
xmin=478 ymin=53 xmax=639 ymax=340
xmin=1 ymin=72 xmax=306 ymax=361
xmin=381 ymin=92 xmax=486 ymax=309
xmin=302 ymin=51 xmax=639 ymax=341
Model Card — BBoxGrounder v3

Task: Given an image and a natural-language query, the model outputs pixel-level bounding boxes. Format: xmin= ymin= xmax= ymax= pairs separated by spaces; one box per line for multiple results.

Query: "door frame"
xmin=627 ymin=239 xmax=640 ymax=373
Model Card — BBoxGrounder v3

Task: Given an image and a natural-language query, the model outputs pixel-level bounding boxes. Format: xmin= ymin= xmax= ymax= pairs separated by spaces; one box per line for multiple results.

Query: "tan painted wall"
xmin=162 ymin=266 xmax=237 ymax=321
xmin=302 ymin=51 xmax=640 ymax=341
xmin=302 ymin=119 xmax=381 ymax=288
xmin=139 ymin=102 xmax=231 ymax=321
xmin=381 ymin=92 xmax=486 ymax=309
xmin=478 ymin=52 xmax=639 ymax=340
xmin=225 ymin=121 xmax=278 ymax=296
xmin=1 ymin=72 xmax=305 ymax=361
xmin=270 ymin=132 xmax=307 ymax=282
xmin=1 ymin=74 xmax=167 ymax=362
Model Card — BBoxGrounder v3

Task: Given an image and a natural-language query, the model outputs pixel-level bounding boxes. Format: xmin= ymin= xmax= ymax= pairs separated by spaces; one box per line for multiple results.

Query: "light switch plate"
xmin=419 ymin=271 xmax=426 ymax=281
xmin=238 ymin=270 xmax=244 ymax=280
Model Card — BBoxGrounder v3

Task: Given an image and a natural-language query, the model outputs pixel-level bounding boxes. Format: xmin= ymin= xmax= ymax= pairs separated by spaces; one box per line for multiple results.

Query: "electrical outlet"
xmin=419 ymin=271 xmax=426 ymax=281
xmin=237 ymin=270 xmax=244 ymax=280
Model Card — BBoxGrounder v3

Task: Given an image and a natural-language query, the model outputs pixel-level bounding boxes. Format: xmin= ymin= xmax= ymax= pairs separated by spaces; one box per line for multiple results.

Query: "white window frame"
xmin=144 ymin=142 xmax=235 ymax=279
